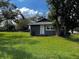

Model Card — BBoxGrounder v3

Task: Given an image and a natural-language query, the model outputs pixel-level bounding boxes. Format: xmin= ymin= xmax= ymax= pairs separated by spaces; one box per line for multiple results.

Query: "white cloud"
xmin=19 ymin=7 xmax=43 ymax=18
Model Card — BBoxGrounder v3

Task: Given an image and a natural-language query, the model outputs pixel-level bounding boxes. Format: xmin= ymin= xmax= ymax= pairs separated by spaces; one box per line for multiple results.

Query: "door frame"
xmin=40 ymin=25 xmax=45 ymax=35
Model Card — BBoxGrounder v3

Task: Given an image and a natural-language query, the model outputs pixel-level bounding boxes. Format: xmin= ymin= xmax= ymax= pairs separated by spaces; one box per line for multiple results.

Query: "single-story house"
xmin=29 ymin=22 xmax=56 ymax=36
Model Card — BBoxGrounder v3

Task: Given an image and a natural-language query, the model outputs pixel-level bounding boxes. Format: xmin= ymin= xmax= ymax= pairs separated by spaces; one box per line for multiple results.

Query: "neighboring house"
xmin=29 ymin=22 xmax=56 ymax=36
xmin=0 ymin=20 xmax=17 ymax=31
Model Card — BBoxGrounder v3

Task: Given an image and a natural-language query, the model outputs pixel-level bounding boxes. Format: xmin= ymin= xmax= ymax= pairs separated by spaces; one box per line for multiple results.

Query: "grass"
xmin=0 ymin=32 xmax=79 ymax=59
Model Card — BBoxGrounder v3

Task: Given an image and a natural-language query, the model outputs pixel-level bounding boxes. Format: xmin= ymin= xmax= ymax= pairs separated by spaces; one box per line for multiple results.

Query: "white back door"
xmin=40 ymin=25 xmax=45 ymax=35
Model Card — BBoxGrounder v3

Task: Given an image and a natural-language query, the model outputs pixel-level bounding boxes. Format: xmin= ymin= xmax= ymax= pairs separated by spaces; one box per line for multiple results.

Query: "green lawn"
xmin=0 ymin=32 xmax=79 ymax=59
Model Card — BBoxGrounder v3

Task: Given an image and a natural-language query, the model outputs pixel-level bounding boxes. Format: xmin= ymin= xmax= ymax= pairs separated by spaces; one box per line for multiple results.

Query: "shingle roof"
xmin=29 ymin=22 xmax=53 ymax=25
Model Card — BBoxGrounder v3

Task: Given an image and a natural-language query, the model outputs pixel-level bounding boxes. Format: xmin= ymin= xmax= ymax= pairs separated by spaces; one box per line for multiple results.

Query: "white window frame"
xmin=46 ymin=25 xmax=54 ymax=31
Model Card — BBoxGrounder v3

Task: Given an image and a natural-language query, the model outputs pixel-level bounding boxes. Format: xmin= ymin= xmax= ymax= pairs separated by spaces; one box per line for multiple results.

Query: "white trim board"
xmin=40 ymin=25 xmax=45 ymax=35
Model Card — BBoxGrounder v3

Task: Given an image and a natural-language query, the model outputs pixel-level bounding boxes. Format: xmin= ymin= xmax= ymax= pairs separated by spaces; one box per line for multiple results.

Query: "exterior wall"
xmin=44 ymin=25 xmax=56 ymax=35
xmin=30 ymin=25 xmax=40 ymax=35
xmin=45 ymin=31 xmax=56 ymax=35
xmin=30 ymin=24 xmax=56 ymax=36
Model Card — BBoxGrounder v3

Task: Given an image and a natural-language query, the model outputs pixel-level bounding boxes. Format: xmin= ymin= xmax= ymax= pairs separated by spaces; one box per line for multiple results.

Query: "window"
xmin=46 ymin=25 xmax=54 ymax=31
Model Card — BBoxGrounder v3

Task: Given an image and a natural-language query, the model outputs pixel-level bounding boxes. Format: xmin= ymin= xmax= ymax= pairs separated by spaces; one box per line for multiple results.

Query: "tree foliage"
xmin=47 ymin=0 xmax=79 ymax=36
xmin=0 ymin=0 xmax=25 ymax=19
xmin=0 ymin=0 xmax=26 ymax=31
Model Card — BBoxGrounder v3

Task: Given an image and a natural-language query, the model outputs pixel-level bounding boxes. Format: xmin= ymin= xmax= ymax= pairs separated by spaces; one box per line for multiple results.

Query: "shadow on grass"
xmin=0 ymin=33 xmax=39 ymax=59
xmin=0 ymin=46 xmax=36 ymax=59
xmin=0 ymin=33 xmax=6 ymax=37
xmin=66 ymin=35 xmax=79 ymax=43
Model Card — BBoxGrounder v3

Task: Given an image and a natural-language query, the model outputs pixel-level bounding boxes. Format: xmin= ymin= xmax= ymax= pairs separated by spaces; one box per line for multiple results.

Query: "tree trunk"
xmin=55 ymin=8 xmax=61 ymax=36
xmin=55 ymin=15 xmax=60 ymax=36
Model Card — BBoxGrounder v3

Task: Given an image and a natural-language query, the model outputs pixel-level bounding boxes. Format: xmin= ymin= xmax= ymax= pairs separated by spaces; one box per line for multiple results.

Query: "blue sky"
xmin=10 ymin=0 xmax=48 ymax=13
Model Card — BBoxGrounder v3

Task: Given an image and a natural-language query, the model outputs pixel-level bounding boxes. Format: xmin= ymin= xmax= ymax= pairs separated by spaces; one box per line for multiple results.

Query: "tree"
xmin=0 ymin=0 xmax=25 ymax=31
xmin=47 ymin=0 xmax=64 ymax=35
xmin=47 ymin=0 xmax=79 ymax=37
xmin=15 ymin=18 xmax=31 ymax=31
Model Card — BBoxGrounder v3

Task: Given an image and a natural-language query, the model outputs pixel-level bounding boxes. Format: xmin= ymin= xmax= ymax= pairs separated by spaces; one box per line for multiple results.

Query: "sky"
xmin=10 ymin=0 xmax=48 ymax=18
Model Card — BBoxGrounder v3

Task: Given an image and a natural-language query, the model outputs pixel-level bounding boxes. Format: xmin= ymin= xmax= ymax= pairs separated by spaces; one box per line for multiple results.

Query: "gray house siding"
xmin=30 ymin=25 xmax=40 ymax=35
xmin=30 ymin=22 xmax=56 ymax=36
xmin=45 ymin=31 xmax=56 ymax=35
xmin=30 ymin=25 xmax=56 ymax=36
xmin=44 ymin=25 xmax=56 ymax=35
